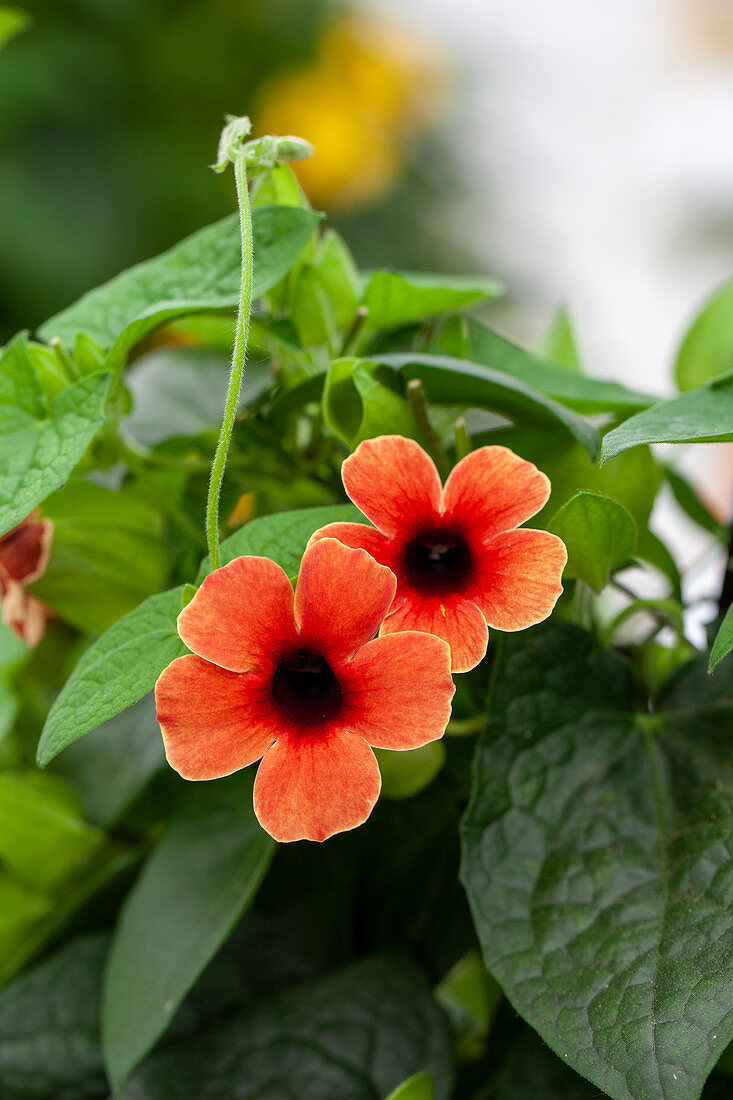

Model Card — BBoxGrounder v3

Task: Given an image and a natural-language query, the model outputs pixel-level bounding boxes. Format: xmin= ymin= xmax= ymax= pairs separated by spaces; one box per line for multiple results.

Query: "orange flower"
xmin=0 ymin=510 xmax=53 ymax=646
xmin=155 ymin=539 xmax=454 ymax=843
xmin=310 ymin=436 xmax=567 ymax=673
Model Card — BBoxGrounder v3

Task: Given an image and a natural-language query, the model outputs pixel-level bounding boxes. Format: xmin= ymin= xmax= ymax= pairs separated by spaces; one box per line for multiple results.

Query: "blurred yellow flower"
xmin=257 ymin=17 xmax=444 ymax=210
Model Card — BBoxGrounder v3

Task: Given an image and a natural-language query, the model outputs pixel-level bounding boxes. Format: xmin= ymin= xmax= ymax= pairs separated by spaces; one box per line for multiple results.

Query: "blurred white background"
xmin=365 ymin=0 xmax=733 ymax=621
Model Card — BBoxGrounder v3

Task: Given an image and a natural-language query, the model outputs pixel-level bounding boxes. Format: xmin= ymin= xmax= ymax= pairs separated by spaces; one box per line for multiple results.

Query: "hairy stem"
xmin=205 ymin=155 xmax=254 ymax=572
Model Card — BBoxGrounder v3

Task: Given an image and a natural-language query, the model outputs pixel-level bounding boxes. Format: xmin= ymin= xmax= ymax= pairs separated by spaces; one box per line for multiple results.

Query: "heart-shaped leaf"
xmin=462 ymin=622 xmax=733 ymax=1100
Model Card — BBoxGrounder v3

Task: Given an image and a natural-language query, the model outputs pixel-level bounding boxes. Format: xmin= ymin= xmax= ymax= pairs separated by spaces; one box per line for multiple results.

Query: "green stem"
xmin=205 ymin=155 xmax=254 ymax=572
xmin=406 ymin=378 xmax=449 ymax=480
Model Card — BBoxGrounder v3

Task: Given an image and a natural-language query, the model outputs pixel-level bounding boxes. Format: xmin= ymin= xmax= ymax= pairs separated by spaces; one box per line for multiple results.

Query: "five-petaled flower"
xmin=155 ymin=538 xmax=454 ymax=843
xmin=0 ymin=511 xmax=53 ymax=646
xmin=310 ymin=436 xmax=567 ymax=672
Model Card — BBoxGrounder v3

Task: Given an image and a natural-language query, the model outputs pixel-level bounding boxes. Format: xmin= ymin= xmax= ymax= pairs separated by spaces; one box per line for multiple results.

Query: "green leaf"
xmin=36 ymin=586 xmax=186 ymax=767
xmin=0 ymin=933 xmax=107 ymax=1099
xmin=385 ymin=1071 xmax=435 ymax=1100
xmin=125 ymin=346 xmax=271 ymax=447
xmin=434 ymin=951 xmax=503 ymax=1062
xmin=0 ymin=6 xmax=28 ymax=51
xmin=0 ymin=772 xmax=105 ymax=892
xmin=601 ymin=376 xmax=733 ymax=463
xmin=31 ymin=479 xmax=171 ymax=635
xmin=459 ymin=319 xmax=655 ymax=414
xmin=317 ymin=229 xmax=360 ymax=329
xmin=376 ymin=353 xmax=599 ymax=457
xmin=635 ymin=528 xmax=682 ymax=601
xmin=496 ymin=1030 xmax=601 ymax=1100
xmin=196 ymin=503 xmax=364 ymax=582
xmin=292 ymin=262 xmax=337 ymax=348
xmin=122 ymin=954 xmax=454 ymax=1100
xmin=39 ymin=206 xmax=321 ymax=372
xmin=0 ymin=337 xmax=109 ymax=537
xmin=324 ymin=358 xmax=417 ymax=445
xmin=710 ymin=604 xmax=733 ymax=674
xmin=51 ymin=695 xmax=164 ymax=828
xmin=103 ymin=772 xmax=274 ymax=1090
xmin=549 ymin=490 xmax=637 ymax=592
xmin=675 ymin=277 xmax=733 ymax=391
xmin=665 ymin=467 xmax=727 ymax=541
xmin=364 ymin=270 xmax=501 ymax=331
xmin=462 ymin=622 xmax=733 ymax=1100
xmin=376 ymin=742 xmax=446 ymax=800
xmin=538 ymin=307 xmax=583 ymax=372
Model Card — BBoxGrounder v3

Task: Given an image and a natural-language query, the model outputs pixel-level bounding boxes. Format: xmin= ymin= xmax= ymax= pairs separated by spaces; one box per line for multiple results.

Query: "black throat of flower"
xmin=271 ymin=648 xmax=344 ymax=728
xmin=403 ymin=529 xmax=473 ymax=595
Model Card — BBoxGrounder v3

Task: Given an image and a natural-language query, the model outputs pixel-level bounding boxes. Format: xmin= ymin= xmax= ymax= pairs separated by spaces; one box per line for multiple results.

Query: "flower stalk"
xmin=204 ymin=116 xmax=313 ymax=572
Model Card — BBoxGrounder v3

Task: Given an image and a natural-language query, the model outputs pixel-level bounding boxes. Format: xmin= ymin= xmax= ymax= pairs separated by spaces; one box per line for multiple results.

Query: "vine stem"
xmin=205 ymin=154 xmax=254 ymax=572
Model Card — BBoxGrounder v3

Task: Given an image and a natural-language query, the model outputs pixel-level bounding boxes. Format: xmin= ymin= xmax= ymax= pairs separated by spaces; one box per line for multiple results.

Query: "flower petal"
xmin=295 ymin=538 xmax=396 ymax=658
xmin=178 ymin=556 xmax=296 ymax=673
xmin=341 ymin=631 xmax=454 ymax=749
xmin=342 ymin=435 xmax=442 ymax=538
xmin=155 ymin=654 xmax=279 ymax=780
xmin=307 ymin=522 xmax=396 ymax=569
xmin=474 ymin=528 xmax=566 ymax=631
xmin=253 ymin=728 xmax=381 ymax=842
xmin=442 ymin=446 xmax=551 ymax=542
xmin=382 ymin=593 xmax=489 ymax=673
xmin=0 ymin=578 xmax=47 ymax=646
xmin=0 ymin=512 xmax=53 ymax=583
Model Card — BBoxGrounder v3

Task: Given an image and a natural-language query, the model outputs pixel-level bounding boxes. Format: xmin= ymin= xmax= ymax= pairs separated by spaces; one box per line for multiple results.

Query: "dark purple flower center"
xmin=404 ymin=529 xmax=472 ymax=594
xmin=271 ymin=648 xmax=343 ymax=727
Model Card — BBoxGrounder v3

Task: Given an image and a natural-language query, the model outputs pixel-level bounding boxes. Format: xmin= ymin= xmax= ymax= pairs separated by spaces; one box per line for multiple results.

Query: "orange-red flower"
xmin=155 ymin=538 xmax=454 ymax=843
xmin=0 ymin=511 xmax=53 ymax=646
xmin=310 ymin=436 xmax=567 ymax=673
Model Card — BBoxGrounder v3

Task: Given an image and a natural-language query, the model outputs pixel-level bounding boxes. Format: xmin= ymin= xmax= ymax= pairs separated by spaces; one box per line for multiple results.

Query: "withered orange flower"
xmin=311 ymin=436 xmax=567 ymax=672
xmin=155 ymin=538 xmax=454 ymax=843
xmin=0 ymin=511 xmax=53 ymax=646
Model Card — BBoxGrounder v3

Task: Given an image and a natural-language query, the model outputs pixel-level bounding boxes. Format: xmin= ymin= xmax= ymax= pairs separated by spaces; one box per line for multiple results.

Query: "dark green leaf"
xmin=125 ymin=347 xmax=271 ymax=447
xmin=675 ymin=278 xmax=733 ymax=391
xmin=103 ymin=773 xmax=274 ymax=1090
xmin=457 ymin=319 xmax=654 ymax=414
xmin=51 ymin=695 xmax=164 ymax=828
xmin=601 ymin=377 xmax=733 ymax=463
xmin=710 ymin=605 xmax=733 ymax=674
xmin=376 ymin=352 xmax=599 ymax=457
xmin=0 ymin=933 xmax=108 ymax=1099
xmin=196 ymin=503 xmax=364 ymax=582
xmin=31 ymin=480 xmax=171 ymax=634
xmin=123 ymin=954 xmax=453 ymax=1100
xmin=549 ymin=491 xmax=637 ymax=592
xmin=39 ymin=207 xmax=321 ymax=372
xmin=496 ymin=1030 xmax=601 ymax=1100
xmin=37 ymin=586 xmax=185 ymax=767
xmin=364 ymin=270 xmax=501 ymax=331
xmin=462 ymin=622 xmax=733 ymax=1100
xmin=0 ymin=337 xmax=109 ymax=537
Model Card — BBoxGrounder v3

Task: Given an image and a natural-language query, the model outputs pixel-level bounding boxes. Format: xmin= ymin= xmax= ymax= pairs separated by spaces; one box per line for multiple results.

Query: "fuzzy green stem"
xmin=205 ymin=155 xmax=254 ymax=572
xmin=406 ymin=378 xmax=449 ymax=480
